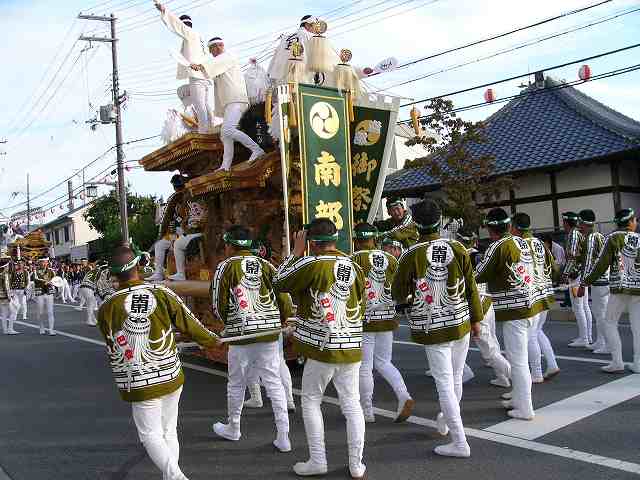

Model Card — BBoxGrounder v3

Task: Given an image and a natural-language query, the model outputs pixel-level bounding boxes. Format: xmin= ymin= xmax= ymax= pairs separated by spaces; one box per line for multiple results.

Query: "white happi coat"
xmin=201 ymin=52 xmax=249 ymax=117
xmin=161 ymin=9 xmax=207 ymax=81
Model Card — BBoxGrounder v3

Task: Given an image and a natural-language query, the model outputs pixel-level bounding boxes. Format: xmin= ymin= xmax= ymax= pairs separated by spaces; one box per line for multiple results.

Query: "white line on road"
xmin=486 ymin=374 xmax=640 ymax=440
xmin=13 ymin=320 xmax=640 ymax=476
xmin=0 ymin=465 xmax=13 ymax=480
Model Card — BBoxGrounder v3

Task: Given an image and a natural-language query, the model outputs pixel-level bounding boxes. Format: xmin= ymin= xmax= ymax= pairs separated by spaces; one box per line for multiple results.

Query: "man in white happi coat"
xmin=267 ymin=15 xmax=316 ymax=85
xmin=155 ymin=2 xmax=213 ymax=134
xmin=192 ymin=37 xmax=265 ymax=172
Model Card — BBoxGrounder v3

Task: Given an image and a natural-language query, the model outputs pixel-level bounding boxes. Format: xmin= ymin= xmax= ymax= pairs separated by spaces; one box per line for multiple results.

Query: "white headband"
xmin=207 ymin=38 xmax=224 ymax=47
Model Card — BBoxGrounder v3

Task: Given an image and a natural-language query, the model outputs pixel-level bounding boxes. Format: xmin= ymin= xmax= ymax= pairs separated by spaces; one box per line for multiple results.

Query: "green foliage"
xmin=84 ymin=191 xmax=158 ymax=255
xmin=404 ymin=98 xmax=513 ymax=230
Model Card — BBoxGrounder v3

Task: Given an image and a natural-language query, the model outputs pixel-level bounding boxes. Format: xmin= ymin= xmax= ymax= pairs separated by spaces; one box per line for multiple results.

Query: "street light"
xmin=86 ymin=185 xmax=99 ymax=198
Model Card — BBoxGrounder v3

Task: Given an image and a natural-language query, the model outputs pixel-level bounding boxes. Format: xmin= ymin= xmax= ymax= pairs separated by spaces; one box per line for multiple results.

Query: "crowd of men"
xmin=87 ymin=195 xmax=640 ymax=480
xmin=0 ymin=256 xmax=119 ymax=335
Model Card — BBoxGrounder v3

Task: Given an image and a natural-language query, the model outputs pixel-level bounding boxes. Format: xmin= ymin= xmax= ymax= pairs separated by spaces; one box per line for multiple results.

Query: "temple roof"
xmin=385 ymin=76 xmax=640 ymax=196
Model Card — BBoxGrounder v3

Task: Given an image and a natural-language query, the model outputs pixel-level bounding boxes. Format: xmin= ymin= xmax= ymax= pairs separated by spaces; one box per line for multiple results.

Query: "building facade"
xmin=40 ymin=204 xmax=101 ymax=262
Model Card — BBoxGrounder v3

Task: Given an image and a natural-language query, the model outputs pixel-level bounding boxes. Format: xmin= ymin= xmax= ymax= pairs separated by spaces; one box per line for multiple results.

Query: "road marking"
xmin=0 ymin=465 xmax=13 ymax=480
xmin=485 ymin=374 xmax=640 ymax=440
xmin=11 ymin=321 xmax=640 ymax=476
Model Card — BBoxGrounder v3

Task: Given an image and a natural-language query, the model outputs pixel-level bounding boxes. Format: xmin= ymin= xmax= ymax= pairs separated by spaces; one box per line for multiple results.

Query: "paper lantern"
xmin=484 ymin=88 xmax=496 ymax=103
xmin=578 ymin=64 xmax=591 ymax=81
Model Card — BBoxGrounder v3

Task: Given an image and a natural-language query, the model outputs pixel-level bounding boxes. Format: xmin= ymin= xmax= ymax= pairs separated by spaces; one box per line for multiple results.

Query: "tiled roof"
xmin=385 ymin=77 xmax=640 ymax=196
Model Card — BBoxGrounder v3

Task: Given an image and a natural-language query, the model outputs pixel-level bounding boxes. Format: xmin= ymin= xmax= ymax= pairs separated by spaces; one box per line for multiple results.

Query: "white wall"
xmin=621 ymin=192 xmax=640 ymax=215
xmin=557 ymin=193 xmax=614 ymax=226
xmin=514 ymin=172 xmax=550 ymax=199
xmin=514 ymin=200 xmax=555 ymax=230
xmin=71 ymin=210 xmax=100 ymax=245
xmin=556 ymin=163 xmax=611 ymax=193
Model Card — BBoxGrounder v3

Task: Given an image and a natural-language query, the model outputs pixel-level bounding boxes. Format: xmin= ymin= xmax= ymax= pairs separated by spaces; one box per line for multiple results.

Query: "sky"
xmin=1 ymin=0 xmax=639 ymax=223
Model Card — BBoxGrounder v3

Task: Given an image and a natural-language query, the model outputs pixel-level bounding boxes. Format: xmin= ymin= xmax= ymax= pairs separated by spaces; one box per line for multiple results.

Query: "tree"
xmin=405 ymin=98 xmax=513 ymax=231
xmin=84 ymin=191 xmax=158 ymax=257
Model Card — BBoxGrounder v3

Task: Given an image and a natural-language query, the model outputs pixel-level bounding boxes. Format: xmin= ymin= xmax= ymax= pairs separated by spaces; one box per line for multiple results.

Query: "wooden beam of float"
xmin=163 ymin=280 xmax=210 ymax=298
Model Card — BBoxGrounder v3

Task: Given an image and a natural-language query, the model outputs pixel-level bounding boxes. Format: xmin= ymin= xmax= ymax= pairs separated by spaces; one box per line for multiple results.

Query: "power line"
xmin=397 ymin=63 xmax=640 ymax=124
xmin=373 ymin=5 xmax=640 ymax=93
xmin=401 ymin=41 xmax=640 ymax=107
xmin=371 ymin=0 xmax=613 ymax=77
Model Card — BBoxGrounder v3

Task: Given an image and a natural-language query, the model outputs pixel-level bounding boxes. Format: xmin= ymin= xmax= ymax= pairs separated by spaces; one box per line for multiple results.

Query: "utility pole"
xmin=79 ymin=13 xmax=129 ymax=245
xmin=26 ymin=173 xmax=30 ymax=233
xmin=67 ymin=179 xmax=74 ymax=210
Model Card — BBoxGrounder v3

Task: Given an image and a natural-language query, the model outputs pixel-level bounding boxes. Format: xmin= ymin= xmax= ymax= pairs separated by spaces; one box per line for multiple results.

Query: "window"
xmin=64 ymin=226 xmax=70 ymax=243
xmin=46 ymin=233 xmax=51 ymax=242
xmin=54 ymin=230 xmax=60 ymax=245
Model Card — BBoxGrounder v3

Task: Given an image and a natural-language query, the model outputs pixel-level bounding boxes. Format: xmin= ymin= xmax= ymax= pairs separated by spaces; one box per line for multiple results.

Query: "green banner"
xmin=297 ymin=84 xmax=354 ymax=254
xmin=350 ymin=106 xmax=392 ymax=224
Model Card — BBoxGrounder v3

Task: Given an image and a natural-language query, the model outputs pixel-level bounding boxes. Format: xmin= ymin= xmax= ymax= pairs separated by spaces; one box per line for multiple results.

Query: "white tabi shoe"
xmin=544 ymin=367 xmax=561 ymax=380
xmin=293 ymin=460 xmax=328 ymax=476
xmin=248 ymin=147 xmax=266 ymax=164
xmin=501 ymin=400 xmax=513 ymax=410
xmin=490 ymin=376 xmax=510 ymax=388
xmin=168 ymin=272 xmax=186 ymax=281
xmin=629 ymin=363 xmax=640 ymax=374
xmin=425 ymin=369 xmax=433 ymax=377
xmin=74 ymin=306 xmax=83 ymax=311
xmin=568 ymin=339 xmax=588 ymax=348
xmin=48 ymin=330 xmax=56 ymax=336
xmin=7 ymin=330 xmax=20 ymax=335
xmin=214 ymin=166 xmax=231 ymax=174
xmin=348 ymin=461 xmax=366 ymax=479
xmin=39 ymin=327 xmax=46 ymax=335
xmin=593 ymin=348 xmax=611 ymax=355
xmin=363 ymin=407 xmax=375 ymax=423
xmin=212 ymin=422 xmax=241 ymax=441
xmin=532 ymin=376 xmax=544 ymax=384
xmin=501 ymin=391 xmax=512 ymax=400
xmin=434 ymin=442 xmax=471 ymax=458
xmin=244 ymin=384 xmax=263 ymax=408
xmin=462 ymin=365 xmax=475 ymax=383
xmin=508 ymin=409 xmax=535 ymax=421
xmin=147 ymin=272 xmax=164 ymax=282
xmin=394 ymin=396 xmax=415 ymax=423
xmin=436 ymin=412 xmax=449 ymax=436
xmin=287 ymin=398 xmax=296 ymax=412
xmin=601 ymin=363 xmax=625 ymax=374
xmin=273 ymin=432 xmax=291 ymax=452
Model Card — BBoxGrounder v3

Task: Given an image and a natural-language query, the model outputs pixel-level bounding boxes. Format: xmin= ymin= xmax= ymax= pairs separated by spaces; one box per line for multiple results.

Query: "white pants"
xmin=474 ymin=306 xmax=510 ymax=380
xmin=220 ymin=102 xmax=261 ymax=170
xmin=503 ymin=318 xmax=534 ymax=415
xmin=301 ymin=359 xmax=364 ymax=467
xmin=603 ymin=294 xmax=640 ymax=367
xmin=591 ymin=285 xmax=610 ymax=347
xmin=0 ymin=303 xmax=15 ymax=333
xmin=36 ymin=294 xmax=55 ymax=332
xmin=189 ymin=77 xmax=213 ymax=134
xmin=247 ymin=334 xmax=293 ymax=401
xmin=72 ymin=282 xmax=81 ymax=300
xmin=528 ymin=310 xmax=558 ymax=378
xmin=173 ymin=233 xmax=203 ymax=276
xmin=79 ymin=288 xmax=97 ymax=325
xmin=570 ymin=287 xmax=593 ymax=343
xmin=227 ymin=341 xmax=289 ymax=432
xmin=359 ymin=331 xmax=409 ymax=410
xmin=154 ymin=239 xmax=172 ymax=277
xmin=425 ymin=334 xmax=470 ymax=447
xmin=62 ymin=279 xmax=74 ymax=302
xmin=11 ymin=290 xmax=27 ymax=319
xmin=131 ymin=386 xmax=188 ymax=480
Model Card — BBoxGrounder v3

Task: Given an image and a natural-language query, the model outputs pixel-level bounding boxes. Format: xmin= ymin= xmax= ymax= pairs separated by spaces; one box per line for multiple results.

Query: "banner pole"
xmin=277 ymin=85 xmax=292 ymax=256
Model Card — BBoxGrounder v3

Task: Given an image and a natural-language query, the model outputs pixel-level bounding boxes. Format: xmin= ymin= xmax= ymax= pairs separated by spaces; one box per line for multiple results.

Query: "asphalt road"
xmin=1 ymin=301 xmax=639 ymax=480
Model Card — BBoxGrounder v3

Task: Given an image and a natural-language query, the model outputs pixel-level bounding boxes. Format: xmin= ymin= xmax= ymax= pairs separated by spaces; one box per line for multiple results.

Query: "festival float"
xmin=139 ymin=19 xmax=401 ymax=363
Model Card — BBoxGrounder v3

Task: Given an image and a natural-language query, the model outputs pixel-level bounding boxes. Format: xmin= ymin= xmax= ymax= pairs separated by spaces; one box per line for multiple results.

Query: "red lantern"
xmin=484 ymin=88 xmax=496 ymax=103
xmin=579 ymin=64 xmax=591 ymax=81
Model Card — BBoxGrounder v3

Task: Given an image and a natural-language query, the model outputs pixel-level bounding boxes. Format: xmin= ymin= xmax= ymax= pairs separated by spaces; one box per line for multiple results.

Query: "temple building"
xmin=384 ymin=74 xmax=640 ymax=233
